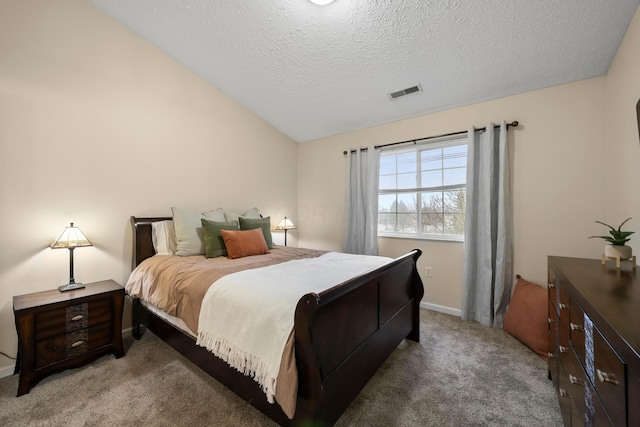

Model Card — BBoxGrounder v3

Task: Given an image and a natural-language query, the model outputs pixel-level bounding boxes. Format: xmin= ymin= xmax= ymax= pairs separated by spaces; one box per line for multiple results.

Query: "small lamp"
xmin=50 ymin=222 xmax=93 ymax=292
xmin=275 ymin=217 xmax=296 ymax=246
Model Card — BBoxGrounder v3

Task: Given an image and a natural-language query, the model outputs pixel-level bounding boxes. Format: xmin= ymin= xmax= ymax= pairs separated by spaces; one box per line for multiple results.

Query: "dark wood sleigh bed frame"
xmin=129 ymin=216 xmax=424 ymax=426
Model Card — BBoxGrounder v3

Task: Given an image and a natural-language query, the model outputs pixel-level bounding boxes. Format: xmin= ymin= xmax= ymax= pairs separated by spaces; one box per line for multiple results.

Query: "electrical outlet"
xmin=425 ymin=267 xmax=432 ymax=278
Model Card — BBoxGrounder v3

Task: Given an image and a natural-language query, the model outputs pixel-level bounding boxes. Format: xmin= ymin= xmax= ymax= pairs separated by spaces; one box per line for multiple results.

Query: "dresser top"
xmin=13 ymin=280 xmax=123 ymax=312
xmin=549 ymin=256 xmax=640 ymax=371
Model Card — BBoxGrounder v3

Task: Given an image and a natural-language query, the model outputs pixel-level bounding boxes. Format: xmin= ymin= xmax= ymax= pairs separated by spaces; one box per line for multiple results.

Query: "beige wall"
xmin=0 ymin=0 xmax=298 ymax=371
xmin=298 ymin=78 xmax=607 ymax=314
xmin=604 ymin=7 xmax=640 ymax=240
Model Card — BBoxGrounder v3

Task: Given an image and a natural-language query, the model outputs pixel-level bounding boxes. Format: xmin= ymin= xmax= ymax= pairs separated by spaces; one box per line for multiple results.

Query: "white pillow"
xmin=151 ymin=220 xmax=176 ymax=255
xmin=172 ymin=207 xmax=226 ymax=256
xmin=224 ymin=207 xmax=261 ymax=222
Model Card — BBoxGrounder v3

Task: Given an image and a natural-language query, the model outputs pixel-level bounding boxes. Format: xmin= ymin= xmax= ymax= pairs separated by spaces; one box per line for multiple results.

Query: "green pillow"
xmin=201 ymin=219 xmax=239 ymax=258
xmin=239 ymin=216 xmax=273 ymax=249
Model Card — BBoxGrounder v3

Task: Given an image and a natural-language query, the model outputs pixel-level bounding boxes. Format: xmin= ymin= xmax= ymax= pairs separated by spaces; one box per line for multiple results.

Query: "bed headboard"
xmin=131 ymin=216 xmax=171 ymax=269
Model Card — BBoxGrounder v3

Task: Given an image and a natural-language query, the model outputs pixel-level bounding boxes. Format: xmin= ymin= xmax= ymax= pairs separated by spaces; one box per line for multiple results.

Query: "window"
xmin=378 ymin=136 xmax=467 ymax=240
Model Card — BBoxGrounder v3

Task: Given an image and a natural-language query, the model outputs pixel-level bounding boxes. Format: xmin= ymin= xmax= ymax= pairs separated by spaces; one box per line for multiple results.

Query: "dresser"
xmin=13 ymin=280 xmax=125 ymax=396
xmin=548 ymin=257 xmax=640 ymax=427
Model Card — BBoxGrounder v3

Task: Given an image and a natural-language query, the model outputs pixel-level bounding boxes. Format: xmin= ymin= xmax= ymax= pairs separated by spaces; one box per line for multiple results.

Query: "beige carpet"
xmin=0 ymin=310 xmax=562 ymax=426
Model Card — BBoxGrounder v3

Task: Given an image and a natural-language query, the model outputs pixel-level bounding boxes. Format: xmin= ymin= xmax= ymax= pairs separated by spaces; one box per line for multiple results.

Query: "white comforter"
xmin=195 ymin=251 xmax=392 ymax=405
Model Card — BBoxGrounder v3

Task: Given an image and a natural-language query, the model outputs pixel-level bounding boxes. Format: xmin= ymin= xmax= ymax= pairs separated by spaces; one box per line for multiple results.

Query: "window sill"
xmin=378 ymin=233 xmax=464 ymax=243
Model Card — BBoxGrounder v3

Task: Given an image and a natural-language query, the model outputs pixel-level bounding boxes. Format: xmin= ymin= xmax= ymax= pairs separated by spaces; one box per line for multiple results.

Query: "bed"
xmin=128 ymin=216 xmax=424 ymax=426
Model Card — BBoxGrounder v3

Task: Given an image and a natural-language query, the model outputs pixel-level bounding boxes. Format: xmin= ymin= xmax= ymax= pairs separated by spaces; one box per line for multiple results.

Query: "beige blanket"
xmin=125 ymin=246 xmax=326 ymax=418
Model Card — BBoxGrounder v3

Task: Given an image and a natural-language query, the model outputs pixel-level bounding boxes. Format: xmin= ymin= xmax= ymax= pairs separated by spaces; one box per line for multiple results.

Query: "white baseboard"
xmin=420 ymin=301 xmax=462 ymax=317
xmin=0 ymin=362 xmax=15 ymax=379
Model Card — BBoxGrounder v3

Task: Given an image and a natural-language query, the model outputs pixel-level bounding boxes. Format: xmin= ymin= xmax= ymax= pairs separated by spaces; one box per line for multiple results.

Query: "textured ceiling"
xmin=87 ymin=0 xmax=640 ymax=142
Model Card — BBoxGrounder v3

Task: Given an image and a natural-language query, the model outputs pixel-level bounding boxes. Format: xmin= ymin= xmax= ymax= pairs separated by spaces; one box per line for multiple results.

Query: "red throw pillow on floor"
xmin=503 ymin=275 xmax=548 ymax=360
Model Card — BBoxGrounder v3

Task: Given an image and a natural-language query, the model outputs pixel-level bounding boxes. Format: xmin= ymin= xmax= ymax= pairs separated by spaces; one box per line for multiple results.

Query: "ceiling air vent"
xmin=389 ymin=84 xmax=422 ymax=100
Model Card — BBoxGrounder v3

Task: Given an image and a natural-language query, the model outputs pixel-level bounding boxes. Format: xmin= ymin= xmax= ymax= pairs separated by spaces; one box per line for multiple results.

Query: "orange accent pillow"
xmin=220 ymin=228 xmax=270 ymax=259
xmin=503 ymin=275 xmax=548 ymax=361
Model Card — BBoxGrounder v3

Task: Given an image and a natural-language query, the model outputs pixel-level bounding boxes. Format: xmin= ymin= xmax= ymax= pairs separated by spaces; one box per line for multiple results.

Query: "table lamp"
xmin=50 ymin=222 xmax=93 ymax=292
xmin=275 ymin=217 xmax=296 ymax=246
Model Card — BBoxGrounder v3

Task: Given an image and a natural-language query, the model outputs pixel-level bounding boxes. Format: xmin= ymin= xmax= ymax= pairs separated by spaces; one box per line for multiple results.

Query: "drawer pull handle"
xmin=559 ymin=388 xmax=569 ymax=398
xmin=548 ymin=318 xmax=554 ymax=324
xmin=569 ymin=375 xmax=583 ymax=386
xmin=570 ymin=323 xmax=583 ymax=332
xmin=547 ymin=352 xmax=555 ymax=359
xmin=596 ymin=369 xmax=618 ymax=385
xmin=71 ymin=340 xmax=84 ymax=348
xmin=559 ymin=345 xmax=568 ymax=354
xmin=71 ymin=315 xmax=84 ymax=322
xmin=558 ymin=303 xmax=569 ymax=310
xmin=548 ymin=283 xmax=555 ymax=289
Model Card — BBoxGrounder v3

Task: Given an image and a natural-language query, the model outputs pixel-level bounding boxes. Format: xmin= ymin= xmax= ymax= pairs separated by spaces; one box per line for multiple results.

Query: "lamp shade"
xmin=275 ymin=217 xmax=296 ymax=230
xmin=51 ymin=222 xmax=93 ymax=249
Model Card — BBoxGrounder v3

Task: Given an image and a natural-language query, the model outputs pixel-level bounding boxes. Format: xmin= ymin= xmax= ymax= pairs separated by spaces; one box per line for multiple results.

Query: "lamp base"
xmin=58 ymin=282 xmax=85 ymax=292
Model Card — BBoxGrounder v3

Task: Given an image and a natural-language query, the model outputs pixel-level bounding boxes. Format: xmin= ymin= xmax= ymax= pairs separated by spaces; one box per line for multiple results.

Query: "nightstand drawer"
xmin=35 ymin=322 xmax=113 ymax=369
xmin=34 ymin=298 xmax=112 ymax=340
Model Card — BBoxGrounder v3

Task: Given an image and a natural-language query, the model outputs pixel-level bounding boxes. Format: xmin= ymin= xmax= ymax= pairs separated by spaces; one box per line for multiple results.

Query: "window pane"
xmin=379 ymin=174 xmax=397 ymax=190
xmin=397 ymin=172 xmax=417 ymax=189
xmin=378 ymin=194 xmax=396 ymax=211
xmin=377 ymin=212 xmax=394 ymax=232
xmin=396 ymin=152 xmax=416 ymax=174
xmin=443 ymin=145 xmax=467 ymax=168
xmin=443 ymin=166 xmax=466 ymax=186
xmin=421 ymin=170 xmax=442 ymax=188
xmin=421 ymin=148 xmax=442 ymax=171
xmin=443 ymin=189 xmax=465 ymax=214
xmin=421 ymin=191 xmax=443 ymax=214
xmin=444 ymin=213 xmax=465 ymax=235
xmin=377 ymin=193 xmax=418 ymax=233
xmin=379 ymin=155 xmax=396 ymax=175
xmin=397 ymin=193 xmax=417 ymax=212
xmin=396 ymin=193 xmax=417 ymax=232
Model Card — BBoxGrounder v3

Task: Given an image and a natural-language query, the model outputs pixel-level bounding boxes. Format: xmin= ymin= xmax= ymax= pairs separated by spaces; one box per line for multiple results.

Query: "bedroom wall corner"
xmin=0 ymin=0 xmax=298 ymax=373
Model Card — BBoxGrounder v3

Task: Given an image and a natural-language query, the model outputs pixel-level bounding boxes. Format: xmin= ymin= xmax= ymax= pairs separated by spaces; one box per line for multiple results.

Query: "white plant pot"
xmin=604 ymin=244 xmax=632 ymax=260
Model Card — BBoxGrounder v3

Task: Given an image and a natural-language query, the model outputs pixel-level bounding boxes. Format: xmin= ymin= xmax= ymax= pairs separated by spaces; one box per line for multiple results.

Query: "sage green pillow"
xmin=172 ymin=207 xmax=226 ymax=256
xmin=201 ymin=219 xmax=239 ymax=258
xmin=239 ymin=216 xmax=273 ymax=249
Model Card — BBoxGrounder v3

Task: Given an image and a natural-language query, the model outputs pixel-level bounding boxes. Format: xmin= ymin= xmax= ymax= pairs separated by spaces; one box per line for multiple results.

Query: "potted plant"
xmin=589 ymin=217 xmax=634 ymax=260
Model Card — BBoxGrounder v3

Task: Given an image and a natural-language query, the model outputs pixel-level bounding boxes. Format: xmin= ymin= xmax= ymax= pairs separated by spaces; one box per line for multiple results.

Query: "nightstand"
xmin=13 ymin=280 xmax=125 ymax=396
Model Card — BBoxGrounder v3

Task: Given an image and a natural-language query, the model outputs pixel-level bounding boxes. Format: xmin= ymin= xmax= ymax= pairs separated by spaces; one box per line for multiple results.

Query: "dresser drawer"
xmin=548 ymin=271 xmax=557 ymax=307
xmin=569 ymin=301 xmax=585 ymax=365
xmin=588 ymin=382 xmax=614 ymax=427
xmin=557 ymin=362 xmax=573 ymax=427
xmin=35 ymin=322 xmax=113 ymax=369
xmin=555 ymin=281 xmax=570 ymax=328
xmin=34 ymin=298 xmax=112 ymax=340
xmin=564 ymin=346 xmax=586 ymax=425
xmin=558 ymin=321 xmax=571 ymax=368
xmin=592 ymin=325 xmax=626 ymax=427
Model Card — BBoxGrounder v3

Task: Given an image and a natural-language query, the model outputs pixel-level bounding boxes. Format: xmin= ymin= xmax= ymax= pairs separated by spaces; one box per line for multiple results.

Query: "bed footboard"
xmin=294 ymin=249 xmax=423 ymax=426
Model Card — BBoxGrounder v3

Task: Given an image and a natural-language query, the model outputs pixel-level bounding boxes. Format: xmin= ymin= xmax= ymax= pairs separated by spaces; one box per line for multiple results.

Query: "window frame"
xmin=377 ymin=135 xmax=468 ymax=242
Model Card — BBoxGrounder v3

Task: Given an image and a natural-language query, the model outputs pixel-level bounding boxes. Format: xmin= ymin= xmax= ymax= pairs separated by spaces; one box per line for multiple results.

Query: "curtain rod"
xmin=342 ymin=121 xmax=519 ymax=155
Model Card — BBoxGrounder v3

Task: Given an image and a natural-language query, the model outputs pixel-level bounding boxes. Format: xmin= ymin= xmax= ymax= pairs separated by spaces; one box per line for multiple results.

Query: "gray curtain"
xmin=462 ymin=122 xmax=513 ymax=328
xmin=344 ymin=146 xmax=380 ymax=255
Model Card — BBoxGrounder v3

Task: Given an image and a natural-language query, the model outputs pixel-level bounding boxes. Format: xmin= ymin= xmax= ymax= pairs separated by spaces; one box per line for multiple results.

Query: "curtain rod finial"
xmin=510 ymin=121 xmax=519 ymax=127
